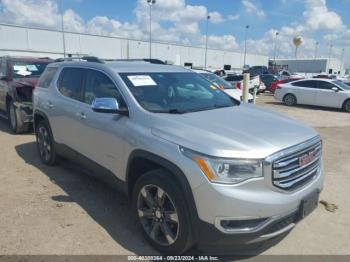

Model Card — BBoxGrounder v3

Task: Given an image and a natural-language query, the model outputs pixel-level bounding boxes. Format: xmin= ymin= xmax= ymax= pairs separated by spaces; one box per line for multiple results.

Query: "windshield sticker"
xmin=16 ymin=70 xmax=32 ymax=76
xmin=13 ymin=65 xmax=27 ymax=72
xmin=127 ymin=75 xmax=157 ymax=87
xmin=26 ymin=65 xmax=38 ymax=71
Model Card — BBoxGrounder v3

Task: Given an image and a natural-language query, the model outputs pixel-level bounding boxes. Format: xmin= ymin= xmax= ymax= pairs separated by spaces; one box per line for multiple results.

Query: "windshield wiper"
xmin=153 ymin=109 xmax=185 ymax=114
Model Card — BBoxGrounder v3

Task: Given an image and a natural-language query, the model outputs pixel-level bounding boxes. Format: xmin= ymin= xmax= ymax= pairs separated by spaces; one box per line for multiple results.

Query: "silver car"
xmin=33 ymin=58 xmax=324 ymax=254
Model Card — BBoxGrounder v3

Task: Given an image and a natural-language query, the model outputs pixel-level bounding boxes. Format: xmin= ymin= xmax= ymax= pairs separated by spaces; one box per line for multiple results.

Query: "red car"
xmin=269 ymin=77 xmax=304 ymax=94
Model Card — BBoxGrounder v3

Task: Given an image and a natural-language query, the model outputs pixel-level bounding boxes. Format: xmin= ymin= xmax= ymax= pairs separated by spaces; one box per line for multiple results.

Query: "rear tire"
xmin=132 ymin=169 xmax=194 ymax=254
xmin=283 ymin=94 xmax=297 ymax=106
xmin=35 ymin=120 xmax=58 ymax=165
xmin=343 ymin=99 xmax=350 ymax=113
xmin=7 ymin=101 xmax=29 ymax=134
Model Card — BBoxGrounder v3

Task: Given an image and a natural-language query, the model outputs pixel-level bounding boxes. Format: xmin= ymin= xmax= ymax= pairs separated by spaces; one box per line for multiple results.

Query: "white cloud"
xmin=303 ymin=0 xmax=344 ymax=31
xmin=0 ymin=0 xmax=238 ymax=51
xmin=227 ymin=14 xmax=240 ymax=21
xmin=242 ymin=0 xmax=265 ymax=19
xmin=208 ymin=11 xmax=225 ymax=24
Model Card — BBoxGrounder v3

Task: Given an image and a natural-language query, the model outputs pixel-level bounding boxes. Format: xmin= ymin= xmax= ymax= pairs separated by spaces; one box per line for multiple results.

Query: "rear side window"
xmin=58 ymin=68 xmax=85 ymax=101
xmin=292 ymin=80 xmax=317 ymax=88
xmin=37 ymin=67 xmax=58 ymax=88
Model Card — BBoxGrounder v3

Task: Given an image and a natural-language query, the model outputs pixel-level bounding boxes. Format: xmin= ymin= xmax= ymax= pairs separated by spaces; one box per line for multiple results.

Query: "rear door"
xmin=49 ymin=67 xmax=86 ymax=151
xmin=291 ymin=80 xmax=318 ymax=105
xmin=315 ymin=80 xmax=342 ymax=108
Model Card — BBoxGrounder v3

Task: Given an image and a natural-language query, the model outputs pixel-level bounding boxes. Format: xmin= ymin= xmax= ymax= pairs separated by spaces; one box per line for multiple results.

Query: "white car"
xmin=193 ymin=70 xmax=254 ymax=102
xmin=224 ymin=74 xmax=266 ymax=94
xmin=274 ymin=78 xmax=350 ymax=112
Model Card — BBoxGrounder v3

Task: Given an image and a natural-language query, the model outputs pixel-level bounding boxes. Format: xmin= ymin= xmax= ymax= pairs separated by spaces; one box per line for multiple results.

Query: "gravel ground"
xmin=0 ymin=94 xmax=349 ymax=256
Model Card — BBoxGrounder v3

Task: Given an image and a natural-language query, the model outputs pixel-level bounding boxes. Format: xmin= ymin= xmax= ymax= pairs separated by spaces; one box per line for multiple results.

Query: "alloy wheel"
xmin=285 ymin=95 xmax=296 ymax=106
xmin=37 ymin=126 xmax=52 ymax=162
xmin=137 ymin=185 xmax=179 ymax=246
xmin=345 ymin=101 xmax=350 ymax=112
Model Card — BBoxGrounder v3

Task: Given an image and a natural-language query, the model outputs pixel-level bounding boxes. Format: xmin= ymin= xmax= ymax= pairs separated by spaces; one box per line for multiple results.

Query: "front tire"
xmin=343 ymin=99 xmax=350 ymax=113
xmin=35 ymin=120 xmax=58 ymax=165
xmin=7 ymin=101 xmax=29 ymax=134
xmin=132 ymin=169 xmax=194 ymax=254
xmin=283 ymin=94 xmax=297 ymax=106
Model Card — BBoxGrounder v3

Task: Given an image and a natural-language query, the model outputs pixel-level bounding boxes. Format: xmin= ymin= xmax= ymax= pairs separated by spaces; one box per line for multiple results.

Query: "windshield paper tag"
xmin=13 ymin=65 xmax=27 ymax=71
xmin=127 ymin=75 xmax=157 ymax=86
xmin=26 ymin=65 xmax=38 ymax=71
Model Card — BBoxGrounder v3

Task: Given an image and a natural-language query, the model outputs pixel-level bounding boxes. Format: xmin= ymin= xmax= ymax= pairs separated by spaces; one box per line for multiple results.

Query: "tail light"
xmin=236 ymin=82 xmax=241 ymax=89
xmin=276 ymin=85 xmax=282 ymax=90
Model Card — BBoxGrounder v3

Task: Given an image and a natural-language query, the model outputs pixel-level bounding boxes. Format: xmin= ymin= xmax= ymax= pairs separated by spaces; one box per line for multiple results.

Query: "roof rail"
xmin=54 ymin=56 xmax=104 ymax=64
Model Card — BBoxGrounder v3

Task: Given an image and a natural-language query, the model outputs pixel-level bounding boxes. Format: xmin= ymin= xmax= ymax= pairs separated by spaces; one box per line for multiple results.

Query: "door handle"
xmin=76 ymin=112 xmax=86 ymax=120
xmin=46 ymin=102 xmax=54 ymax=109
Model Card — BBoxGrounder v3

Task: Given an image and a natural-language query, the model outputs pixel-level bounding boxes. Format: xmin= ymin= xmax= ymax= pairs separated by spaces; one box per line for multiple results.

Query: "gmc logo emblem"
xmin=299 ymin=150 xmax=317 ymax=167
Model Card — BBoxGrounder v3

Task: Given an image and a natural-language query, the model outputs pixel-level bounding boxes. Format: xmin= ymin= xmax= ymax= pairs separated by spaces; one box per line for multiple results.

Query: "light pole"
xmin=314 ymin=41 xmax=319 ymax=59
xmin=204 ymin=15 xmax=210 ymax=70
xmin=273 ymin=31 xmax=279 ymax=66
xmin=147 ymin=0 xmax=156 ymax=60
xmin=340 ymin=48 xmax=345 ymax=75
xmin=59 ymin=0 xmax=66 ymax=58
xmin=328 ymin=44 xmax=333 ymax=73
xmin=243 ymin=25 xmax=250 ymax=68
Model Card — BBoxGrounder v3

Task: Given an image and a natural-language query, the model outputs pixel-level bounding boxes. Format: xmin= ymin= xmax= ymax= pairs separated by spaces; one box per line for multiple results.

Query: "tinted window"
xmin=292 ymin=80 xmax=317 ymax=88
xmin=58 ymin=68 xmax=85 ymax=101
xmin=37 ymin=67 xmax=58 ymax=88
xmin=120 ymin=72 xmax=238 ymax=113
xmin=225 ymin=75 xmax=243 ymax=81
xmin=317 ymin=81 xmax=335 ymax=90
xmin=83 ymin=69 xmax=125 ymax=106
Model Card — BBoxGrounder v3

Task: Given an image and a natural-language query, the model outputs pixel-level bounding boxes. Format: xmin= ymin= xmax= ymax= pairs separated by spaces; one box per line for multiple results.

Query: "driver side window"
xmin=83 ymin=69 xmax=125 ymax=107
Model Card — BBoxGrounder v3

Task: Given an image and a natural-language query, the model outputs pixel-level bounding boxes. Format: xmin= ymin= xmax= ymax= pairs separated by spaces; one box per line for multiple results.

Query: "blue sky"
xmin=1 ymin=0 xmax=349 ymax=65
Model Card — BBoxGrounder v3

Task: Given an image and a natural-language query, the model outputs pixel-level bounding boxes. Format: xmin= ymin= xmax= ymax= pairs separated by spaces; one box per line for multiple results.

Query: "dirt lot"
xmin=0 ymin=94 xmax=350 ymax=255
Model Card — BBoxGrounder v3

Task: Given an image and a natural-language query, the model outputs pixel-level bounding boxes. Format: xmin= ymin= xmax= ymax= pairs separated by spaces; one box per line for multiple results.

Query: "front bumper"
xmin=13 ymin=102 xmax=33 ymax=123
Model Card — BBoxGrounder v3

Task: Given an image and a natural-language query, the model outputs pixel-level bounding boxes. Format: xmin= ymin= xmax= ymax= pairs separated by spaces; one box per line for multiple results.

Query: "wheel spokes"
xmin=164 ymin=210 xmax=179 ymax=223
xmin=141 ymin=188 xmax=156 ymax=208
xmin=160 ymin=222 xmax=176 ymax=245
xmin=138 ymin=208 xmax=154 ymax=219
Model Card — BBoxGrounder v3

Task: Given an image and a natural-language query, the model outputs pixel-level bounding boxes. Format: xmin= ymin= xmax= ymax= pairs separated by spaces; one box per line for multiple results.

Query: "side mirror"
xmin=91 ymin=98 xmax=128 ymax=116
xmin=331 ymin=87 xmax=339 ymax=92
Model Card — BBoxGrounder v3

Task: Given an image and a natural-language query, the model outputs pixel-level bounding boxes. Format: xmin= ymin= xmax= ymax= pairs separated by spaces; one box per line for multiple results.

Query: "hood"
xmin=151 ymin=104 xmax=318 ymax=159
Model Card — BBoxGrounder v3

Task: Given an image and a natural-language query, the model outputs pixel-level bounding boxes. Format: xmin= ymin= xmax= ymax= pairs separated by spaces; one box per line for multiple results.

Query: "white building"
xmin=0 ymin=23 xmax=268 ymax=69
xmin=272 ymin=58 xmax=345 ymax=75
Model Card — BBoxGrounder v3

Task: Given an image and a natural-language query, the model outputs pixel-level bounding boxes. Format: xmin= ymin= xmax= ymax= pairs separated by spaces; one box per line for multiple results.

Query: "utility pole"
xmin=243 ymin=25 xmax=250 ymax=68
xmin=314 ymin=41 xmax=319 ymax=59
xmin=340 ymin=48 xmax=345 ymax=75
xmin=328 ymin=44 xmax=333 ymax=73
xmin=59 ymin=0 xmax=66 ymax=58
xmin=273 ymin=31 xmax=279 ymax=66
xmin=204 ymin=15 xmax=210 ymax=70
xmin=147 ymin=0 xmax=156 ymax=59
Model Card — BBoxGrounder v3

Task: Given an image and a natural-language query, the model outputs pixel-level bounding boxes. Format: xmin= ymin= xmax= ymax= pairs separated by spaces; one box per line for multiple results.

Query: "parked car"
xmin=260 ymin=74 xmax=280 ymax=90
xmin=193 ymin=70 xmax=253 ymax=102
xmin=34 ymin=58 xmax=324 ymax=254
xmin=243 ymin=65 xmax=269 ymax=76
xmin=224 ymin=74 xmax=266 ymax=94
xmin=0 ymin=56 xmax=52 ymax=133
xmin=274 ymin=78 xmax=350 ymax=112
xmin=269 ymin=77 xmax=304 ymax=94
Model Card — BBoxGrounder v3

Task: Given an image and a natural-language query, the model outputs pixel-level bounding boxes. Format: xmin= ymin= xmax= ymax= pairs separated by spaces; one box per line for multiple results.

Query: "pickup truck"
xmin=0 ymin=56 xmax=52 ymax=133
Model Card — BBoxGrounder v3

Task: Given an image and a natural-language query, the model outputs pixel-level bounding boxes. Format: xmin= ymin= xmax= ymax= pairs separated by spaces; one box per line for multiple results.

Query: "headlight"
xmin=180 ymin=147 xmax=263 ymax=184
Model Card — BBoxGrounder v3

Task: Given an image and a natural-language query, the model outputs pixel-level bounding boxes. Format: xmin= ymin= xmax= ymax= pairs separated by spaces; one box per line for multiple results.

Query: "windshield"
xmin=120 ymin=72 xmax=238 ymax=113
xmin=12 ymin=61 xmax=49 ymax=78
xmin=201 ymin=73 xmax=234 ymax=89
xmin=334 ymin=80 xmax=350 ymax=90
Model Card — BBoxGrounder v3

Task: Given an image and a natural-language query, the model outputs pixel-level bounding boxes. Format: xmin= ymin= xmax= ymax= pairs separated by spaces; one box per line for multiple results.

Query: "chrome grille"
xmin=272 ymin=140 xmax=322 ymax=191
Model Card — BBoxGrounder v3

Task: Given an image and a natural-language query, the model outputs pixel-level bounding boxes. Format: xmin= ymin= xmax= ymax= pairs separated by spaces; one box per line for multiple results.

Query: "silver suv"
xmin=33 ymin=58 xmax=324 ymax=254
